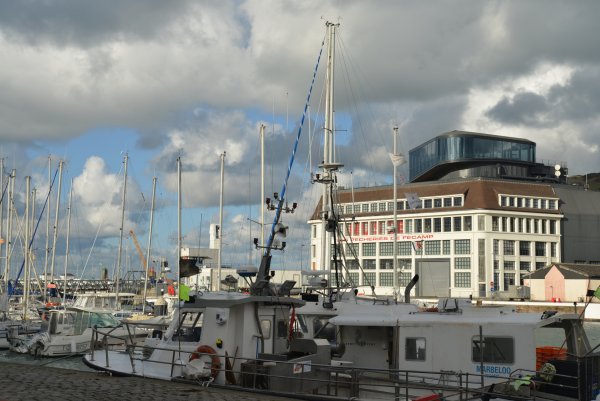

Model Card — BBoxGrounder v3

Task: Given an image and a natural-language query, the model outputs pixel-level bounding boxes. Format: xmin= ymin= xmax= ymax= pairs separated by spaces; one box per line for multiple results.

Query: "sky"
xmin=1 ymin=0 xmax=600 ymax=281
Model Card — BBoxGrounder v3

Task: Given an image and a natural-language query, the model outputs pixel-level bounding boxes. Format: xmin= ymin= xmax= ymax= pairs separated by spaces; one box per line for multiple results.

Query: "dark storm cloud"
xmin=0 ymin=0 xmax=195 ymax=46
xmin=486 ymin=66 xmax=600 ymax=128
xmin=547 ymin=67 xmax=600 ymax=122
xmin=486 ymin=92 xmax=550 ymax=127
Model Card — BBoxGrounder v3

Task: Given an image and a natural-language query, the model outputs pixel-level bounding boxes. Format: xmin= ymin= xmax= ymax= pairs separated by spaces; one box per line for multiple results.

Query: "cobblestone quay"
xmin=0 ymin=362 xmax=293 ymax=401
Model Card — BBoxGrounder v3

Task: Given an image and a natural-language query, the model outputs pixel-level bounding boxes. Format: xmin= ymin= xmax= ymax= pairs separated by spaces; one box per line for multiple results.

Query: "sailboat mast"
xmin=50 ymin=161 xmax=64 ymax=282
xmin=320 ymin=22 xmax=340 ymax=279
xmin=143 ymin=176 xmax=157 ymax=310
xmin=177 ymin=157 xmax=181 ymax=292
xmin=260 ymin=125 xmax=265 ymax=248
xmin=23 ymin=176 xmax=30 ymax=320
xmin=0 ymin=159 xmax=3 ymax=280
xmin=115 ymin=154 xmax=128 ymax=306
xmin=43 ymin=157 xmax=51 ymax=302
xmin=63 ymin=179 xmax=73 ymax=305
xmin=4 ymin=170 xmax=15 ymax=293
xmin=217 ymin=151 xmax=226 ymax=289
xmin=392 ymin=127 xmax=399 ymax=299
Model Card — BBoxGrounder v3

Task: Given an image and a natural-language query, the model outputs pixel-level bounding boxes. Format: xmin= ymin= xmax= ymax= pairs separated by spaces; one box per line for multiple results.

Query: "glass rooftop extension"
xmin=409 ymin=131 xmax=536 ymax=182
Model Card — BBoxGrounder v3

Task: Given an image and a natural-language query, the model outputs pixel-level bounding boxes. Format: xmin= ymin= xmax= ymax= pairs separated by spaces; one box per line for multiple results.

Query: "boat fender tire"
xmin=151 ymin=329 xmax=163 ymax=339
xmin=189 ymin=345 xmax=221 ymax=379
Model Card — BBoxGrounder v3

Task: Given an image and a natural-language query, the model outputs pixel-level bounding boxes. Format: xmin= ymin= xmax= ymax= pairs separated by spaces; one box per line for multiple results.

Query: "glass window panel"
xmin=464 ymin=216 xmax=472 ymax=231
xmin=472 ymin=337 xmax=514 ymax=364
xmin=362 ymin=243 xmax=376 ymax=256
xmin=455 ymin=257 xmax=471 ymax=269
xmin=380 ymin=242 xmax=394 ymax=256
xmin=455 ymin=239 xmax=471 ymax=254
xmin=406 ymin=338 xmax=426 ymax=361
xmin=454 ymin=272 xmax=471 ymax=287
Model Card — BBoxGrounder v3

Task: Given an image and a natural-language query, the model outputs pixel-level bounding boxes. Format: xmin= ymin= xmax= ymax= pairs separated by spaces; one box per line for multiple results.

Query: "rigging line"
xmin=10 ymin=167 xmax=59 ymax=294
xmin=337 ymin=33 xmax=389 ymax=152
xmin=0 ymin=173 xmax=10 ymax=205
xmin=62 ymin=165 xmax=83 ymax=280
xmin=336 ymin=223 xmax=372 ymax=289
xmin=264 ymin=32 xmax=326 ymax=253
xmin=336 ymin=39 xmax=380 ymax=186
xmin=75 ymin=205 xmax=105 ymax=291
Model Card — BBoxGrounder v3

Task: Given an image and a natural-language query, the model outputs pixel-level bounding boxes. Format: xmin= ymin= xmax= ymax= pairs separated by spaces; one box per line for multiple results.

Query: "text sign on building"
xmin=343 ymin=234 xmax=435 ymax=242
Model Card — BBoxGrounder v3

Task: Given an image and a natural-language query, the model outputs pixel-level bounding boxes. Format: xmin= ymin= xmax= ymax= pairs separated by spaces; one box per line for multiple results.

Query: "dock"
xmin=0 ymin=361 xmax=293 ymax=401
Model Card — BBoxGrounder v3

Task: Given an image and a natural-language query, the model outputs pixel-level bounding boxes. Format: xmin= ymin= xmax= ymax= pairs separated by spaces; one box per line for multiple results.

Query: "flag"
xmin=412 ymin=241 xmax=423 ymax=252
xmin=179 ymin=283 xmax=190 ymax=301
xmin=594 ymin=285 xmax=600 ymax=300
xmin=405 ymin=193 xmax=421 ymax=210
xmin=389 ymin=153 xmax=407 ymax=167
xmin=288 ymin=305 xmax=296 ymax=342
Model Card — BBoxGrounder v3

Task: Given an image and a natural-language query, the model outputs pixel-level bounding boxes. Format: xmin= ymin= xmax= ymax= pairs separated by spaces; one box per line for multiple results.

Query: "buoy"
xmin=189 ymin=345 xmax=221 ymax=379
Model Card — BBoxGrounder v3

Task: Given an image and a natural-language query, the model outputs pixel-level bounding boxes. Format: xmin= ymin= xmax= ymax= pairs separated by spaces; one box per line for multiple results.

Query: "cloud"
xmin=4 ymin=1 xmax=600 ymax=275
xmin=486 ymin=92 xmax=551 ymax=127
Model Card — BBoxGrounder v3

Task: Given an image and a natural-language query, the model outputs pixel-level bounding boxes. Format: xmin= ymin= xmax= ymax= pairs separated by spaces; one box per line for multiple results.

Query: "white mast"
xmin=217 ymin=151 xmax=226 ymax=289
xmin=63 ymin=179 xmax=73 ymax=306
xmin=30 ymin=187 xmax=36 ymax=292
xmin=392 ymin=127 xmax=399 ymax=299
xmin=50 ymin=160 xmax=64 ymax=282
xmin=115 ymin=154 xmax=128 ymax=306
xmin=318 ymin=22 xmax=341 ymax=282
xmin=177 ymin=157 xmax=181 ymax=292
xmin=43 ymin=157 xmax=51 ymax=302
xmin=0 ymin=159 xmax=3 ymax=278
xmin=4 ymin=170 xmax=15 ymax=293
xmin=23 ymin=176 xmax=30 ymax=319
xmin=390 ymin=126 xmax=406 ymax=299
xmin=260 ymin=124 xmax=265 ymax=248
xmin=143 ymin=176 xmax=157 ymax=310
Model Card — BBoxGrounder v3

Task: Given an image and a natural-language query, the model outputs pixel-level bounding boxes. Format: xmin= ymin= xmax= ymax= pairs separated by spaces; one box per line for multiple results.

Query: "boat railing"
xmin=87 ymin=328 xmax=599 ymax=400
xmin=493 ymin=352 xmax=600 ymax=401
xmin=86 ymin=333 xmax=486 ymax=400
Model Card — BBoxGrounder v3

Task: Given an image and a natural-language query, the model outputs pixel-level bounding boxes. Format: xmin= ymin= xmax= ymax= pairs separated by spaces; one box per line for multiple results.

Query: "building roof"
xmin=526 ymin=263 xmax=600 ymax=279
xmin=310 ymin=178 xmax=560 ymax=220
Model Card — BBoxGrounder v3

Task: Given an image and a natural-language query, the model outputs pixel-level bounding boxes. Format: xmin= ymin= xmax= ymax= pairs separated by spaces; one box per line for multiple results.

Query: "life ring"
xmin=189 ymin=345 xmax=221 ymax=379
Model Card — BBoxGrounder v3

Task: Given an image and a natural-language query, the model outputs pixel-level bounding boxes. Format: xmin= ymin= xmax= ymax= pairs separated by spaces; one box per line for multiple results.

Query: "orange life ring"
xmin=189 ymin=345 xmax=221 ymax=379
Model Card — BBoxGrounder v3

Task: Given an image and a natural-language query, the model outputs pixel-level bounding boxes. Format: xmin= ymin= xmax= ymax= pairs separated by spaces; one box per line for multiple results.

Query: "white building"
xmin=308 ymin=131 xmax=600 ymax=298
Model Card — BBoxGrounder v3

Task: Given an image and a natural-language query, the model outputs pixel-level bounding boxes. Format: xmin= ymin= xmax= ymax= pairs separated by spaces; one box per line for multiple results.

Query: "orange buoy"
xmin=189 ymin=345 xmax=221 ymax=379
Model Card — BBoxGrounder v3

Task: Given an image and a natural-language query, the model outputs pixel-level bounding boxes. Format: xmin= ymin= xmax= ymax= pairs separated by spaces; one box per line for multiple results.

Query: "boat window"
xmin=405 ymin=337 xmax=426 ymax=361
xmin=90 ymin=312 xmax=121 ymax=328
xmin=472 ymin=336 xmax=514 ymax=364
xmin=534 ymin=326 xmax=567 ymax=348
xmin=295 ymin=315 xmax=309 ymax=334
xmin=261 ymin=319 xmax=272 ymax=340
xmin=277 ymin=320 xmax=287 ymax=339
xmin=313 ymin=318 xmax=336 ymax=342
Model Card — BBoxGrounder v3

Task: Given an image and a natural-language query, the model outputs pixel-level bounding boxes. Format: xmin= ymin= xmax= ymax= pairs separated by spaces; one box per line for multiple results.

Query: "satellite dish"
xmin=554 ymin=164 xmax=561 ymax=171
xmin=555 ymin=170 xmax=561 ymax=177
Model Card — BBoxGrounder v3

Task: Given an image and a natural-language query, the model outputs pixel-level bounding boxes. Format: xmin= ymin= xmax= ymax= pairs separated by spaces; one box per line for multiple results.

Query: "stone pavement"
xmin=0 ymin=362 xmax=294 ymax=401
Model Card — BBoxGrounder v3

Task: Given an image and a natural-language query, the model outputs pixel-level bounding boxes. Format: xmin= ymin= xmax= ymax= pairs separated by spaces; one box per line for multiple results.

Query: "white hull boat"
xmin=8 ymin=307 xmax=146 ymax=357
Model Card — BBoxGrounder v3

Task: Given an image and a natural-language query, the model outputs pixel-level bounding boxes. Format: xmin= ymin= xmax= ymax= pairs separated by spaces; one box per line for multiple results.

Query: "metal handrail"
xmin=88 ymin=327 xmax=597 ymax=400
